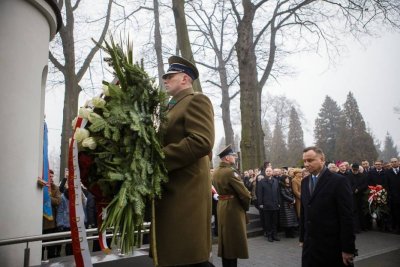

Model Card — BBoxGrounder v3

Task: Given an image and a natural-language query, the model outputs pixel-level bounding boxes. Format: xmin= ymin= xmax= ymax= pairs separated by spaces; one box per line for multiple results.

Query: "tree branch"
xmin=229 ymin=89 xmax=240 ymax=100
xmin=229 ymin=0 xmax=241 ymax=22
xmin=228 ymin=73 xmax=239 ymax=87
xmin=49 ymin=51 xmax=65 ymax=74
xmin=76 ymin=0 xmax=112 ymax=81
xmin=196 ymin=61 xmax=218 ymax=71
xmin=72 ymin=0 xmax=82 ymax=11
xmin=255 ymin=0 xmax=270 ymax=10
xmin=205 ymin=79 xmax=222 ymax=89
xmin=124 ymin=6 xmax=154 ymax=20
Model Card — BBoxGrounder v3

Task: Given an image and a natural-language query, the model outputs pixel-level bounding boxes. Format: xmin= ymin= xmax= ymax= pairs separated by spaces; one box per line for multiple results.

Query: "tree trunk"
xmin=172 ymin=0 xmax=202 ymax=92
xmin=58 ymin=5 xmax=80 ymax=177
xmin=218 ymin=62 xmax=234 ymax=149
xmin=59 ymin=79 xmax=80 ymax=177
xmin=236 ymin=1 xmax=264 ymax=170
xmin=153 ymin=0 xmax=165 ymax=89
xmin=56 ymin=0 xmax=112 ymax=178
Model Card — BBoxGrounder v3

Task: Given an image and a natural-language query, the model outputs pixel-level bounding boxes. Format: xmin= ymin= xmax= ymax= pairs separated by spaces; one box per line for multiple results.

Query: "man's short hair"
xmin=49 ymin=169 xmax=54 ymax=174
xmin=303 ymin=146 xmax=325 ymax=159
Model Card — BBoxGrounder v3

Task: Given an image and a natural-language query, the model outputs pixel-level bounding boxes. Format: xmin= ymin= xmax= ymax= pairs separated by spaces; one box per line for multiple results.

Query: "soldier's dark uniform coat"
xmin=153 ymin=87 xmax=215 ymax=266
xmin=213 ymin=162 xmax=251 ymax=259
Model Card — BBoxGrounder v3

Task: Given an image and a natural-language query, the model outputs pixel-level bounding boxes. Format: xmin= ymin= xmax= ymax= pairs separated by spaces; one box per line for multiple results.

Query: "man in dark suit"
xmin=368 ymin=160 xmax=390 ymax=231
xmin=152 ymin=56 xmax=215 ymax=267
xmin=368 ymin=160 xmax=387 ymax=187
xmin=257 ymin=167 xmax=281 ymax=242
xmin=300 ymin=146 xmax=355 ymax=267
xmin=387 ymin=157 xmax=400 ymax=234
xmin=361 ymin=160 xmax=371 ymax=173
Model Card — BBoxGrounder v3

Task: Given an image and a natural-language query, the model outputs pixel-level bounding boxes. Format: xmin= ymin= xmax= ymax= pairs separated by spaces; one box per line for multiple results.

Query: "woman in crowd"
xmin=280 ymin=176 xmax=298 ymax=238
xmin=291 ymin=168 xmax=303 ymax=219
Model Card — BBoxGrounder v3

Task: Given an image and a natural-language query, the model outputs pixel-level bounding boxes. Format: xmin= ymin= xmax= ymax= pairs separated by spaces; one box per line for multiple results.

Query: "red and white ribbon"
xmin=98 ymin=207 xmax=111 ymax=254
xmin=68 ymin=117 xmax=93 ymax=267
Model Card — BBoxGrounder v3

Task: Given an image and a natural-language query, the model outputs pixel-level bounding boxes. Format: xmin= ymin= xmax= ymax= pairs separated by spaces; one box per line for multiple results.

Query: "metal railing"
xmin=0 ymin=223 xmax=150 ymax=267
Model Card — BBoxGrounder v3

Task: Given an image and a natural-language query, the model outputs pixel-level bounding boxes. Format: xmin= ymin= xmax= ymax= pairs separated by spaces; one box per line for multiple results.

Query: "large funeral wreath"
xmin=73 ymin=37 xmax=168 ymax=254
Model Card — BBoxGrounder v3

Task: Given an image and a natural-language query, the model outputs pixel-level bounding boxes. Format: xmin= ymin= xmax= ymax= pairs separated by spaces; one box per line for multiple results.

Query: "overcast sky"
xmin=45 ymin=30 xmax=400 ymax=168
xmin=263 ymin=31 xmax=400 ymax=147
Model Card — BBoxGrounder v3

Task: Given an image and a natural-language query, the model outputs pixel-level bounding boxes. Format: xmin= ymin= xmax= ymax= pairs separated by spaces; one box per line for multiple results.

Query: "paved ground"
xmin=210 ymin=231 xmax=400 ymax=267
xmin=41 ymin=230 xmax=400 ymax=266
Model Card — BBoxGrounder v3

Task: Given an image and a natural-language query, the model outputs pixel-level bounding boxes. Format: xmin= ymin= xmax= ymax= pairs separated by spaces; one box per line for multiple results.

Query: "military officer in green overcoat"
xmin=151 ymin=55 xmax=215 ymax=267
xmin=213 ymin=145 xmax=251 ymax=267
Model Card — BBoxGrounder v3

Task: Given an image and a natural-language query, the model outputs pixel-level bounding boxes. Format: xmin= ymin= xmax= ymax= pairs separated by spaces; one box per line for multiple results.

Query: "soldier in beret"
xmin=152 ymin=55 xmax=215 ymax=267
xmin=213 ymin=145 xmax=251 ymax=267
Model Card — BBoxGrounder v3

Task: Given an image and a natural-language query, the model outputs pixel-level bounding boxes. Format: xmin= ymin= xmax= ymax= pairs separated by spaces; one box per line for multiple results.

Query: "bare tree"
xmin=172 ymin=0 xmax=203 ymax=92
xmin=154 ymin=0 xmax=165 ymax=87
xmin=229 ymin=0 xmax=400 ymax=169
xmin=49 ymin=0 xmax=113 ymax=178
xmin=110 ymin=0 xmax=168 ymax=88
xmin=262 ymin=93 xmax=303 ymax=133
xmin=187 ymin=1 xmax=239 ymax=147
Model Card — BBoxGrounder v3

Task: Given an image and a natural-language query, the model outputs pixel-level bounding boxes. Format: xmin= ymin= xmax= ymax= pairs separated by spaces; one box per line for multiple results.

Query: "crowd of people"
xmin=38 ymin=169 xmax=98 ymax=260
xmin=210 ymin=149 xmax=400 ymax=266
xmin=232 ymin=156 xmax=400 ymax=240
xmin=38 ymin=53 xmax=399 ymax=267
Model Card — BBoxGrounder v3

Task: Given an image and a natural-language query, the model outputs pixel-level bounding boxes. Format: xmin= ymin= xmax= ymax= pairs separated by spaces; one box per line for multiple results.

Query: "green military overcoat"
xmin=213 ymin=162 xmax=251 ymax=259
xmin=153 ymin=88 xmax=215 ymax=266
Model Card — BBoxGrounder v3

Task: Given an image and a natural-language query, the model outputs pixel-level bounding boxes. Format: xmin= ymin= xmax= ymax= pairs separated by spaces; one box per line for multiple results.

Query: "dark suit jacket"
xmin=387 ymin=168 xmax=400 ymax=204
xmin=300 ymin=168 xmax=355 ymax=267
xmin=368 ymin=169 xmax=387 ymax=188
xmin=256 ymin=177 xmax=280 ymax=211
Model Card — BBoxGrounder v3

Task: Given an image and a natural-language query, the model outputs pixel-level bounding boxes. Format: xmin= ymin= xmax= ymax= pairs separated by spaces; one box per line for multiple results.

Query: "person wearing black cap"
xmin=348 ymin=163 xmax=368 ymax=232
xmin=212 ymin=145 xmax=251 ymax=267
xmin=152 ymin=55 xmax=215 ymax=267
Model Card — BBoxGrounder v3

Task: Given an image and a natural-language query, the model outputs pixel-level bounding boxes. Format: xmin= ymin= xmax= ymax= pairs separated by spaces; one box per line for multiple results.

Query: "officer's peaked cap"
xmin=162 ymin=55 xmax=199 ymax=80
xmin=218 ymin=144 xmax=237 ymax=159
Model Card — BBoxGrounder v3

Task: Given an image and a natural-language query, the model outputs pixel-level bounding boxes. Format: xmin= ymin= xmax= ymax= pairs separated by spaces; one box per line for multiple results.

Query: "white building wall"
xmin=0 ymin=0 xmax=58 ymax=266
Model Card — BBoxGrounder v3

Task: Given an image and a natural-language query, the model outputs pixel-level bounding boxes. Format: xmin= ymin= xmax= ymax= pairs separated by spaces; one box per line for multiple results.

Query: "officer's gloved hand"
xmin=213 ymin=194 xmax=219 ymax=201
xmin=259 ymin=205 xmax=264 ymax=209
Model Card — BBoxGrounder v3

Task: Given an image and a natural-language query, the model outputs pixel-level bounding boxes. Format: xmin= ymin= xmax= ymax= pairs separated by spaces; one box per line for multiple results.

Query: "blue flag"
xmin=43 ymin=121 xmax=53 ymax=220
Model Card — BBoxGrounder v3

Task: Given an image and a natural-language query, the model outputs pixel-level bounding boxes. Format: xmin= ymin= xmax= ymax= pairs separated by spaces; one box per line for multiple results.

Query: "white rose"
xmin=102 ymin=84 xmax=110 ymax=96
xmin=82 ymin=137 xmax=97 ymax=150
xmin=92 ymin=97 xmax=106 ymax=109
xmin=74 ymin=128 xmax=90 ymax=142
xmin=79 ymin=107 xmax=92 ymax=119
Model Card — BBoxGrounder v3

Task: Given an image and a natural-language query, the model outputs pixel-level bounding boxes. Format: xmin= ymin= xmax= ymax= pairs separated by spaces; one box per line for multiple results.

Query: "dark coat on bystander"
xmin=300 ymin=168 xmax=355 ymax=267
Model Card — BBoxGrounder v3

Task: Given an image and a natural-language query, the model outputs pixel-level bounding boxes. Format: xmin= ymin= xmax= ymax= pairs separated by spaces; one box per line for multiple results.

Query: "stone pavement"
xmin=210 ymin=231 xmax=400 ymax=267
